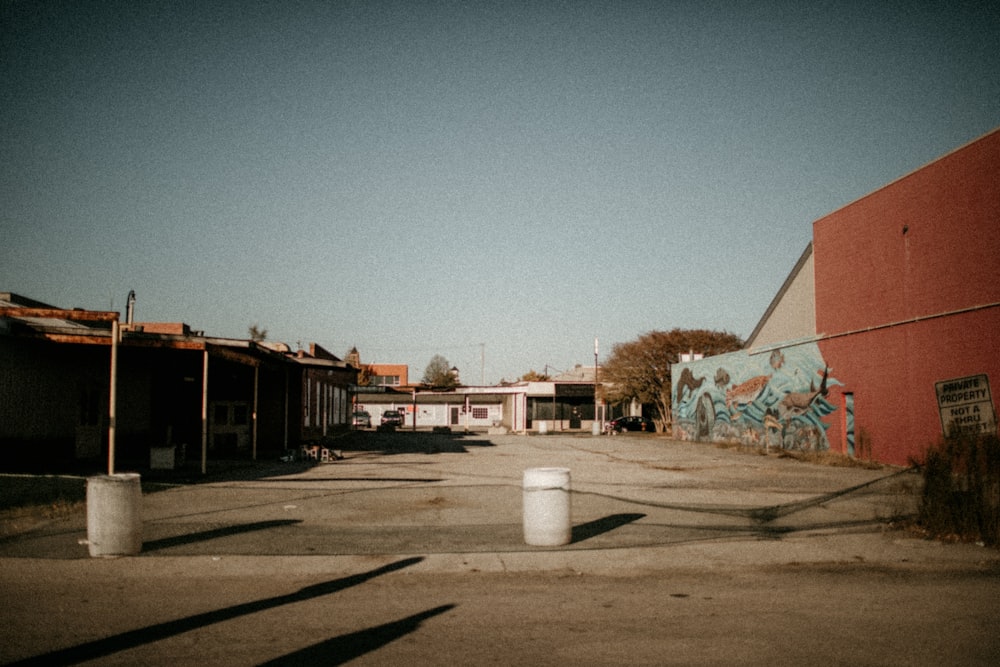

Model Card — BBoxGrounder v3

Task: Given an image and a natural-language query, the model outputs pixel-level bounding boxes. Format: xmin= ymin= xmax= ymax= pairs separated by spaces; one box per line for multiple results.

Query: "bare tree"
xmin=423 ymin=354 xmax=458 ymax=388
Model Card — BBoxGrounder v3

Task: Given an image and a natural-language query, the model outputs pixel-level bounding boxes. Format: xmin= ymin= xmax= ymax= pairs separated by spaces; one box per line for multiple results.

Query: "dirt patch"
xmin=0 ymin=499 xmax=83 ymax=538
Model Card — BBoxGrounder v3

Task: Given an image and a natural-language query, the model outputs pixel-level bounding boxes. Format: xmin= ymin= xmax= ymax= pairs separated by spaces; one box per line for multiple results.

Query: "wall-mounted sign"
xmin=555 ymin=384 xmax=595 ymax=398
xmin=935 ymin=374 xmax=997 ymax=437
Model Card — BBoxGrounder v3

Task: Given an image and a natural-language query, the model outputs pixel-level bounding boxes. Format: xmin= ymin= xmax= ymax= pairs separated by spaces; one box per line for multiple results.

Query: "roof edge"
xmin=745 ymin=242 xmax=813 ymax=349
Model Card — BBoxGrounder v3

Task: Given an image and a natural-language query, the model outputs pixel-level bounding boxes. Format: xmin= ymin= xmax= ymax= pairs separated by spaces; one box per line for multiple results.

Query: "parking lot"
xmin=2 ymin=431 xmax=998 ymax=665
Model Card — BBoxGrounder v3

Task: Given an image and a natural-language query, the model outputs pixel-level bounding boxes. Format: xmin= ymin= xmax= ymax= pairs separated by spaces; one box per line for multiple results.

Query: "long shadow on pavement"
xmin=142 ymin=519 xmax=303 ymax=552
xmin=339 ymin=430 xmax=496 ymax=455
xmin=5 ymin=557 xmax=424 ymax=667
xmin=259 ymin=604 xmax=456 ymax=666
xmin=572 ymin=513 xmax=646 ymax=544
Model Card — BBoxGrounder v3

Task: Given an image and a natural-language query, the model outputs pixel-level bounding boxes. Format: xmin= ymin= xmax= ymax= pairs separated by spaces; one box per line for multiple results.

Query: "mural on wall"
xmin=673 ymin=342 xmax=840 ymax=451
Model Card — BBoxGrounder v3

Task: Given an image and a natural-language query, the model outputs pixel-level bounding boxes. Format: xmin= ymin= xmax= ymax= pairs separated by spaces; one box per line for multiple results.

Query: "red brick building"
xmin=674 ymin=128 xmax=1000 ymax=465
xmin=813 ymin=128 xmax=1000 ymax=464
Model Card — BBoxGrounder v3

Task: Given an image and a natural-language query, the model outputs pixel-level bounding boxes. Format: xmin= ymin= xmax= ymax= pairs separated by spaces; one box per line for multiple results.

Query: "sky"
xmin=3 ymin=1 xmax=999 ymax=384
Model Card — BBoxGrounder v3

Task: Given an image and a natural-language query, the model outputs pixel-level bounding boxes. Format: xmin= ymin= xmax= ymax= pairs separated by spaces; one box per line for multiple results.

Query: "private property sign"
xmin=935 ymin=374 xmax=997 ymax=437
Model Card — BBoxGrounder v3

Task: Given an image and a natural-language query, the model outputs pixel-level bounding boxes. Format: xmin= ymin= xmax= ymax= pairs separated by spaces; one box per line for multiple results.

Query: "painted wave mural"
xmin=673 ymin=342 xmax=840 ymax=451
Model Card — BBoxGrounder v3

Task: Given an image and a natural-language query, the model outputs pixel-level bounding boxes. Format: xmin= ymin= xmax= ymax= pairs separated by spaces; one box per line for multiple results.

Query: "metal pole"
xmin=108 ymin=319 xmax=119 ymax=475
xmin=594 ymin=337 xmax=600 ymax=432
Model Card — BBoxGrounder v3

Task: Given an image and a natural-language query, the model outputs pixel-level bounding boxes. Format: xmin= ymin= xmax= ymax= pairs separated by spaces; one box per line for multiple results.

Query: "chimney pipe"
xmin=126 ymin=290 xmax=136 ymax=325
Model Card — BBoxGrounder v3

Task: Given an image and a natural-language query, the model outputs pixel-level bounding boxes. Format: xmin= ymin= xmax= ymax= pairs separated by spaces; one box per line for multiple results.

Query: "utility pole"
xmin=594 ymin=337 xmax=600 ymax=433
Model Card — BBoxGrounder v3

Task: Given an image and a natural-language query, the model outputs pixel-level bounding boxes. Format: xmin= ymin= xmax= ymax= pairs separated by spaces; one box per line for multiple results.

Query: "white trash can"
xmin=537 ymin=420 xmax=548 ymax=435
xmin=523 ymin=467 xmax=571 ymax=546
xmin=86 ymin=473 xmax=142 ymax=557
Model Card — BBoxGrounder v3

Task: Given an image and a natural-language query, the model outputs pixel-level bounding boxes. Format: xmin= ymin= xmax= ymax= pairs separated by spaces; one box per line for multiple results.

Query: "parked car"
xmin=609 ymin=416 xmax=655 ymax=433
xmin=352 ymin=410 xmax=371 ymax=428
xmin=380 ymin=409 xmax=405 ymax=427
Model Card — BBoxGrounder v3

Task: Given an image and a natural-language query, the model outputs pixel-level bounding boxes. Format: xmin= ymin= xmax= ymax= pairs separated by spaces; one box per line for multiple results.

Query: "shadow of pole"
xmin=142 ymin=519 xmax=303 ymax=552
xmin=7 ymin=557 xmax=424 ymax=667
xmin=573 ymin=467 xmax=917 ymax=526
xmin=571 ymin=513 xmax=646 ymax=544
xmin=259 ymin=604 xmax=457 ymax=666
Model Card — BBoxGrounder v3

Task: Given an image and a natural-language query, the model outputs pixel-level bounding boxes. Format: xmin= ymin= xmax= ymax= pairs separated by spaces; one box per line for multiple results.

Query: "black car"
xmin=381 ymin=410 xmax=405 ymax=427
xmin=609 ymin=416 xmax=655 ymax=433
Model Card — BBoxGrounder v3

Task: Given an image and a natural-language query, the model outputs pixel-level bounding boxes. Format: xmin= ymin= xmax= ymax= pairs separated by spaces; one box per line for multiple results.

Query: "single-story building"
xmin=0 ymin=292 xmax=357 ymax=471
xmin=354 ymin=365 xmax=619 ymax=433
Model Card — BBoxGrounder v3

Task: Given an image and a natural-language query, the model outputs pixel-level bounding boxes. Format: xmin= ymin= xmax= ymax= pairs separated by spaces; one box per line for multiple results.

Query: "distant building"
xmin=367 ymin=363 xmax=409 ymax=388
xmin=354 ymin=367 xmax=609 ymax=433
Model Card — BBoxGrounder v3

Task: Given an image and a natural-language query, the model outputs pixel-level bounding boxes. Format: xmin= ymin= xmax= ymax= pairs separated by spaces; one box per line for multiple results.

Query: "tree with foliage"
xmin=520 ymin=369 xmax=552 ymax=382
xmin=422 ymin=354 xmax=458 ymax=388
xmin=600 ymin=328 xmax=743 ymax=433
xmin=248 ymin=324 xmax=268 ymax=342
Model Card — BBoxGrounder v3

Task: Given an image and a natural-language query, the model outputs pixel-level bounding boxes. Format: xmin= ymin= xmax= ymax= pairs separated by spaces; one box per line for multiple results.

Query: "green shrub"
xmin=917 ymin=433 xmax=1000 ymax=546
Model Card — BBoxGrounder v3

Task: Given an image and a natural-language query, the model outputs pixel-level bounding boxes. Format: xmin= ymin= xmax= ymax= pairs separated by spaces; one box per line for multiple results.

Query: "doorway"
xmin=844 ymin=393 xmax=855 ymax=457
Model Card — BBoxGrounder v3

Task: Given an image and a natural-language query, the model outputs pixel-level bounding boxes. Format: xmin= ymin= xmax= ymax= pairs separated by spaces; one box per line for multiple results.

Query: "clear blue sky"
xmin=3 ymin=1 xmax=998 ymax=384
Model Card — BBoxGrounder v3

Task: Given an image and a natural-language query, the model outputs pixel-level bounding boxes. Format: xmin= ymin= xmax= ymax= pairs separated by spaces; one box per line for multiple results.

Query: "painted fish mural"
xmin=725 ymin=374 xmax=772 ymax=412
xmin=673 ymin=343 xmax=839 ymax=453
xmin=777 ymin=367 xmax=828 ymax=420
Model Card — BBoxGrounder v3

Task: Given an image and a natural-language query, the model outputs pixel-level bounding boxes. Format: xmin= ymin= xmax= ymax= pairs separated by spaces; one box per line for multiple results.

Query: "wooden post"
xmin=252 ymin=365 xmax=259 ymax=460
xmin=201 ymin=350 xmax=209 ymax=475
xmin=108 ymin=320 xmax=119 ymax=475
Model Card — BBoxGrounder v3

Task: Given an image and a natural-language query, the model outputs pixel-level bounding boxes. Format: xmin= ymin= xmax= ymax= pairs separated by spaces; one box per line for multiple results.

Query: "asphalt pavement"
xmin=4 ymin=431 xmax=1000 ymax=666
xmin=2 ymin=430 xmax=996 ymax=573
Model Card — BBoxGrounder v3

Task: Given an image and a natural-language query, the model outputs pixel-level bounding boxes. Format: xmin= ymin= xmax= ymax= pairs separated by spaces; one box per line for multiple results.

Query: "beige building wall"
xmin=746 ymin=244 xmax=816 ymax=349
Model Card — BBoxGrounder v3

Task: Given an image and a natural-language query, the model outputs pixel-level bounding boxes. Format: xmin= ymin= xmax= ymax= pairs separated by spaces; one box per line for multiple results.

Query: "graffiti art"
xmin=674 ymin=342 xmax=839 ymax=451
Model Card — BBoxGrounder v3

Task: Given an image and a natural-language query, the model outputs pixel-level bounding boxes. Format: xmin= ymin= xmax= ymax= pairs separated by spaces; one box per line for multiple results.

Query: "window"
xmin=304 ymin=378 xmax=311 ymax=426
xmin=472 ymin=407 xmax=488 ymax=420
xmin=372 ymin=375 xmax=400 ymax=386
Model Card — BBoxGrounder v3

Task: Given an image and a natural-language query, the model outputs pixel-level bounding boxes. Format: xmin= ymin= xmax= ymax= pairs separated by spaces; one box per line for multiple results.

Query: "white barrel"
xmin=523 ymin=467 xmax=571 ymax=546
xmin=538 ymin=420 xmax=548 ymax=434
xmin=87 ymin=473 xmax=142 ymax=557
